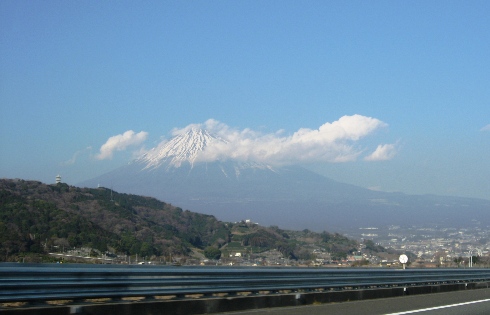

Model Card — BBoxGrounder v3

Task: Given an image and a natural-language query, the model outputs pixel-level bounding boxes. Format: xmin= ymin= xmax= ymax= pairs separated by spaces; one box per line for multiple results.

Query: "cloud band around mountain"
xmin=364 ymin=143 xmax=397 ymax=161
xmin=96 ymin=130 xmax=148 ymax=160
xmin=171 ymin=115 xmax=397 ymax=164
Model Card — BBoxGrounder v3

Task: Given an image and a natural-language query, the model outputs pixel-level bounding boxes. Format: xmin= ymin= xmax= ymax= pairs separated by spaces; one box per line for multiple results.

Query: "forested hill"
xmin=0 ymin=179 xmax=358 ymax=263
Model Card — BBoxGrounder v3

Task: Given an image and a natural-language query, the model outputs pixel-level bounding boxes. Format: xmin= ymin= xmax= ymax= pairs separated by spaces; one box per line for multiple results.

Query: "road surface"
xmin=212 ymin=288 xmax=490 ymax=315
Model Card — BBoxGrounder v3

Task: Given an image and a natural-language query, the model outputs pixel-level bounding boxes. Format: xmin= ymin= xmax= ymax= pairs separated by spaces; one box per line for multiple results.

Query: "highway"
xmin=212 ymin=288 xmax=490 ymax=315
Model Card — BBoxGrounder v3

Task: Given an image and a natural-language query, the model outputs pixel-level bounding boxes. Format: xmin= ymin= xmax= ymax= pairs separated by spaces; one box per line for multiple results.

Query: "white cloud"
xmin=96 ymin=130 xmax=148 ymax=160
xmin=364 ymin=143 xmax=397 ymax=161
xmin=481 ymin=124 xmax=490 ymax=132
xmin=63 ymin=152 xmax=79 ymax=166
xmin=62 ymin=146 xmax=92 ymax=165
xmin=171 ymin=115 xmax=391 ymax=164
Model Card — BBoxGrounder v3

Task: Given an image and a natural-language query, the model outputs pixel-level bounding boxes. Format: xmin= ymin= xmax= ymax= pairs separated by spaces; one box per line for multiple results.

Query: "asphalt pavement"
xmin=211 ymin=288 xmax=490 ymax=315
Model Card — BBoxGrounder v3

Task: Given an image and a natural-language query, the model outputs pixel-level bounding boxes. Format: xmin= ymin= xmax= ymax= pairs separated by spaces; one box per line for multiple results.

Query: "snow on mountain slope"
xmin=135 ymin=127 xmax=276 ymax=176
xmin=138 ymin=128 xmax=226 ymax=169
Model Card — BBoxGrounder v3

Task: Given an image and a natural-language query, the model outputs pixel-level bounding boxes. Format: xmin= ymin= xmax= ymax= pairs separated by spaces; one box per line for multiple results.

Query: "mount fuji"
xmin=80 ymin=128 xmax=490 ymax=231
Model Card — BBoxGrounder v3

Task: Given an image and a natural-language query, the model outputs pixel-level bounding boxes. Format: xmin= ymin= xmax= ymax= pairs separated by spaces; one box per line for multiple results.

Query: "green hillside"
xmin=0 ymin=179 xmax=358 ymax=263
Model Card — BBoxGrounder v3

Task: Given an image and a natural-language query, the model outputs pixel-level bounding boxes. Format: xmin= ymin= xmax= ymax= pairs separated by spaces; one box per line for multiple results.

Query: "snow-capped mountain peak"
xmin=138 ymin=128 xmax=226 ymax=169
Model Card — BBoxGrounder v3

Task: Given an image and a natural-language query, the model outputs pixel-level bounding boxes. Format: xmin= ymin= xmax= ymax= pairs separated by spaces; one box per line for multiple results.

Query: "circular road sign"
xmin=399 ymin=254 xmax=408 ymax=264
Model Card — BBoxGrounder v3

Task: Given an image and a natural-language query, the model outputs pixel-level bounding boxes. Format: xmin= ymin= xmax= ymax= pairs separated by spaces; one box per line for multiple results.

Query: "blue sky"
xmin=1 ymin=1 xmax=489 ymax=199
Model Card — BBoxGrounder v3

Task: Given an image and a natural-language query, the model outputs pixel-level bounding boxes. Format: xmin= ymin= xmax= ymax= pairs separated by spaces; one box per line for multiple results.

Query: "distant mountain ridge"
xmin=80 ymin=128 xmax=490 ymax=231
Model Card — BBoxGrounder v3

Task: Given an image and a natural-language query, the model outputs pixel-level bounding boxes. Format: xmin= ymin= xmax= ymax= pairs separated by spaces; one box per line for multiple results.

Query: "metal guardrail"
xmin=1 ymin=263 xmax=489 ymax=303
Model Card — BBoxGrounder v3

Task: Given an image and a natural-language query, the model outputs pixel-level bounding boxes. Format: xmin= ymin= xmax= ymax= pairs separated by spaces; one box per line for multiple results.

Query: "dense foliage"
xmin=0 ymin=179 xmax=228 ymax=261
xmin=203 ymin=246 xmax=222 ymax=260
xmin=0 ymin=179 xmax=359 ymax=263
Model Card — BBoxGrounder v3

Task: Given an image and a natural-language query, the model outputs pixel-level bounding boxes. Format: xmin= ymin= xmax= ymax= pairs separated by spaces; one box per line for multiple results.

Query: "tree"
xmin=140 ymin=242 xmax=154 ymax=257
xmin=203 ymin=246 xmax=221 ymax=260
xmin=364 ymin=239 xmax=385 ymax=252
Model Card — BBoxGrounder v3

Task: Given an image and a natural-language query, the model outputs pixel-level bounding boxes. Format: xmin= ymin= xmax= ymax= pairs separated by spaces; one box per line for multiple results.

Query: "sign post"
xmin=399 ymin=254 xmax=408 ymax=270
